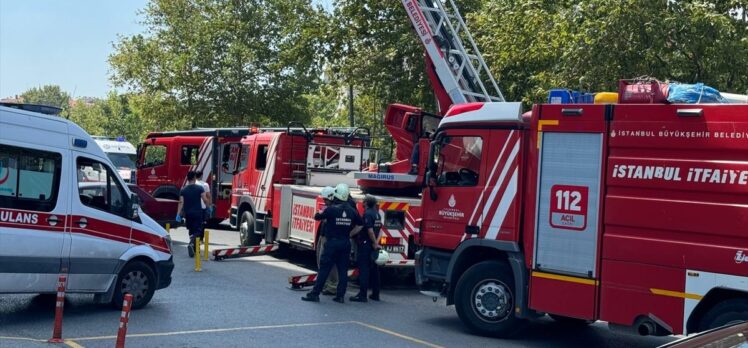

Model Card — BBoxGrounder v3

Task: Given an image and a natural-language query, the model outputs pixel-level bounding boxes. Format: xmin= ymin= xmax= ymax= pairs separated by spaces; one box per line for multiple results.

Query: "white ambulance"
xmin=0 ymin=103 xmax=173 ymax=309
xmin=92 ymin=136 xmax=138 ymax=183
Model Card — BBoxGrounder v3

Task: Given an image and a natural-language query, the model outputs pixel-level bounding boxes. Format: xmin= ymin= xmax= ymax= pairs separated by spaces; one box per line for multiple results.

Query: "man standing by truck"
xmin=317 ymin=186 xmax=339 ymax=295
xmin=302 ymin=184 xmax=362 ymax=303
xmin=350 ymin=195 xmax=382 ymax=302
xmin=177 ymin=171 xmax=211 ymax=257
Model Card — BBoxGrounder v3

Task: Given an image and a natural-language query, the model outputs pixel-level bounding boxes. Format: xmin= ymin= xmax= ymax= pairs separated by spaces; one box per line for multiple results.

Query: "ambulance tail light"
xmin=379 ymin=236 xmax=401 ymax=246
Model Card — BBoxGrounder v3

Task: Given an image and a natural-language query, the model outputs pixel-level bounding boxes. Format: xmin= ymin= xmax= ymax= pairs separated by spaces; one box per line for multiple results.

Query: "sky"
xmin=0 ymin=0 xmax=334 ymax=99
xmin=0 ymin=0 xmax=149 ymax=99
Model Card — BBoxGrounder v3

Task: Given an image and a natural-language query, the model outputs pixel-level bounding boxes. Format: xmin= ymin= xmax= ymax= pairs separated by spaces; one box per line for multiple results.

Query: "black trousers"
xmin=356 ymin=242 xmax=380 ymax=297
xmin=311 ymin=238 xmax=351 ymax=297
xmin=185 ymin=212 xmax=204 ymax=240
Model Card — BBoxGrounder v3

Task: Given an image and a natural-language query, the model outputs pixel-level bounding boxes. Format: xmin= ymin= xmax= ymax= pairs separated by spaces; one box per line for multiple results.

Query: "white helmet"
xmin=374 ymin=249 xmax=389 ymax=266
xmin=334 ymin=183 xmax=350 ymax=201
xmin=320 ymin=186 xmax=335 ymax=200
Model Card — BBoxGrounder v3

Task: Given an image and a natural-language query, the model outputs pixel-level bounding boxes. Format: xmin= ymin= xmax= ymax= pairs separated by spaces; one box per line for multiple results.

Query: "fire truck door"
xmin=530 ymin=127 xmax=605 ymax=320
xmin=422 ymin=129 xmax=486 ymax=250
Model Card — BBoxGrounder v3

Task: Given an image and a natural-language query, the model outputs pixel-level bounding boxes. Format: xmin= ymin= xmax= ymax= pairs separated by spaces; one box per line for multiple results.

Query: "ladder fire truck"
xmin=228 ymin=125 xmax=422 ymax=265
xmin=224 ymin=0 xmax=508 ymax=265
xmin=407 ymin=0 xmax=748 ymax=338
xmin=136 ymin=128 xmax=250 ymax=224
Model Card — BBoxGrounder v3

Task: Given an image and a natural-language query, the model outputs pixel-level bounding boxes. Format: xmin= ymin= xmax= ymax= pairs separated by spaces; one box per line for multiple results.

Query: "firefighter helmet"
xmin=320 ymin=186 xmax=335 ymax=200
xmin=374 ymin=249 xmax=389 ymax=266
xmin=334 ymin=183 xmax=350 ymax=201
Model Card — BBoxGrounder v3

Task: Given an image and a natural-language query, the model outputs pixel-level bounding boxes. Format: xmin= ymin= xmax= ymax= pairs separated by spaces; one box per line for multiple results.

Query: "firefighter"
xmin=177 ymin=171 xmax=211 ymax=257
xmin=349 ymin=195 xmax=382 ymax=302
xmin=302 ymin=183 xmax=362 ymax=303
xmin=317 ymin=186 xmax=339 ymax=296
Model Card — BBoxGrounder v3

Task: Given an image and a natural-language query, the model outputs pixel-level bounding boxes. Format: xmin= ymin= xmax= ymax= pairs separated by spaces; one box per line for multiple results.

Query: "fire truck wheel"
xmin=699 ymin=298 xmax=748 ymax=331
xmin=454 ymin=261 xmax=525 ymax=337
xmin=239 ymin=211 xmax=261 ymax=246
xmin=112 ymin=261 xmax=156 ymax=310
xmin=549 ymin=314 xmax=593 ymax=327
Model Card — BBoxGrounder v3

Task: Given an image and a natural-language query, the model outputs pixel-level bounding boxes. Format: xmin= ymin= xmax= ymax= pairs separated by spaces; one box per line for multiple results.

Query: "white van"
xmin=0 ymin=103 xmax=173 ymax=309
xmin=92 ymin=136 xmax=137 ymax=183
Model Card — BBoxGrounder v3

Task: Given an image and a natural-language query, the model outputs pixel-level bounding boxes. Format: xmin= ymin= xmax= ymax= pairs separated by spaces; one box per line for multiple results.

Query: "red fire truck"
xmin=399 ymin=0 xmax=748 ymax=339
xmin=415 ymin=97 xmax=748 ymax=338
xmin=229 ymin=126 xmax=423 ymax=265
xmin=136 ymin=128 xmax=250 ymax=224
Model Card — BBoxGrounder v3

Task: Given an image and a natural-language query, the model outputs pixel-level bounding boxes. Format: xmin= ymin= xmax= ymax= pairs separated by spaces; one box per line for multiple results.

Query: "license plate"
xmin=384 ymin=245 xmax=405 ymax=253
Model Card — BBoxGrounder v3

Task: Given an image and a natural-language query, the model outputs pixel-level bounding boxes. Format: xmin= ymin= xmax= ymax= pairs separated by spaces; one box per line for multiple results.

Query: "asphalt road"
xmin=0 ymin=226 xmax=677 ymax=348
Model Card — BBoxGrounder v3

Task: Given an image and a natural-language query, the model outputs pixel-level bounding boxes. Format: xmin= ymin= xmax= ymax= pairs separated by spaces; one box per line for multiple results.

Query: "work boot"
xmin=349 ymin=295 xmax=367 ymax=303
xmin=301 ymin=293 xmax=320 ymax=302
xmin=187 ymin=242 xmax=195 ymax=258
xmin=332 ymin=297 xmax=345 ymax=304
xmin=369 ymin=294 xmax=380 ymax=302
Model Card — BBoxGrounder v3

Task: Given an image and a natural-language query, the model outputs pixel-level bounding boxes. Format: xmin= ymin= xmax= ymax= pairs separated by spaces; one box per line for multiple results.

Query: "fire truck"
xmin=136 ymin=128 xmax=250 ymax=224
xmin=228 ymin=125 xmax=422 ymax=265
xmin=405 ymin=0 xmax=748 ymax=339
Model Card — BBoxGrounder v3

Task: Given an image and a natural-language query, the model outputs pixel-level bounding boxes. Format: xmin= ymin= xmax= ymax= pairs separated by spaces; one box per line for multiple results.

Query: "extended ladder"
xmin=401 ymin=0 xmax=504 ymax=104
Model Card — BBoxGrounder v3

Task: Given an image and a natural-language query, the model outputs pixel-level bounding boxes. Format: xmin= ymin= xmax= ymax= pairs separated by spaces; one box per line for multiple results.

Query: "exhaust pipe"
xmin=637 ymin=320 xmax=656 ymax=336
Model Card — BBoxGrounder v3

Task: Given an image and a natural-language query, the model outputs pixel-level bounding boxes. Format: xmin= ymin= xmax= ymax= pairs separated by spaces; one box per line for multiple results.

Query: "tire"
xmin=112 ymin=261 xmax=156 ymax=310
xmin=454 ymin=261 xmax=526 ymax=337
xmin=699 ymin=298 xmax=748 ymax=331
xmin=549 ymin=314 xmax=593 ymax=327
xmin=239 ymin=211 xmax=262 ymax=246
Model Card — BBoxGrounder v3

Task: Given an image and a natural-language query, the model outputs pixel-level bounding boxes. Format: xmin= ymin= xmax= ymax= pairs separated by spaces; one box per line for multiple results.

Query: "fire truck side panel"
xmin=287 ymin=189 xmax=322 ymax=249
xmin=480 ymin=129 xmax=523 ymax=243
xmin=599 ymin=104 xmax=748 ymax=334
xmin=527 ymin=104 xmax=609 ymax=321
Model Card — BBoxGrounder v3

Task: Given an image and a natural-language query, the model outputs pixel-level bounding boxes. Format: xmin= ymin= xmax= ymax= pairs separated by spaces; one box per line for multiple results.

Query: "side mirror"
xmin=427 ymin=176 xmax=438 ymax=201
xmin=129 ymin=193 xmax=140 ymax=220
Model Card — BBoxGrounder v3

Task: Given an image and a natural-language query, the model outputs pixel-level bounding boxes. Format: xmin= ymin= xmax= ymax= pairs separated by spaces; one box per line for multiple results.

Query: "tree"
xmin=470 ymin=0 xmax=748 ymax=105
xmin=67 ymin=92 xmax=161 ymax=143
xmin=109 ymin=0 xmax=328 ymax=129
xmin=20 ymin=85 xmax=70 ymax=110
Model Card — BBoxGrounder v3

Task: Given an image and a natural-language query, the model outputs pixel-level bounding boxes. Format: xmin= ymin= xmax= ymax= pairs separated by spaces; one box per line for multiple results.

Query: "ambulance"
xmin=92 ymin=136 xmax=138 ymax=183
xmin=0 ymin=103 xmax=173 ymax=309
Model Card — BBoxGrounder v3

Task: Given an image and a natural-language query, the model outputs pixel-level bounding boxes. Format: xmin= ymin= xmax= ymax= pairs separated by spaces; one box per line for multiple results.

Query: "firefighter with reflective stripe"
xmin=302 ymin=183 xmax=362 ymax=303
xmin=350 ymin=195 xmax=382 ymax=302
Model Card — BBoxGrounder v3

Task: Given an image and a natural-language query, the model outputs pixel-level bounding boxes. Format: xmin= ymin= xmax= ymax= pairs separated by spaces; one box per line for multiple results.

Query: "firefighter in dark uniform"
xmin=302 ymin=183 xmax=362 ymax=303
xmin=350 ymin=195 xmax=382 ymax=302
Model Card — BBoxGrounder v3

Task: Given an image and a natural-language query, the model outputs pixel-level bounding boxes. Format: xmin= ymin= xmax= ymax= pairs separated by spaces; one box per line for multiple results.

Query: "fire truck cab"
xmin=136 ymin=128 xmax=249 ymax=223
xmin=416 ymin=100 xmax=748 ymax=337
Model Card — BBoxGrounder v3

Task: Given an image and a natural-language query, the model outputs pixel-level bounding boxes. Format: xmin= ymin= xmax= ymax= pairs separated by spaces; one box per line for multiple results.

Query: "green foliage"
xmin=109 ymin=0 xmax=327 ymax=129
xmin=20 ymin=85 xmax=70 ymax=110
xmin=470 ymin=0 xmax=748 ymax=105
xmin=67 ymin=92 xmax=159 ymax=143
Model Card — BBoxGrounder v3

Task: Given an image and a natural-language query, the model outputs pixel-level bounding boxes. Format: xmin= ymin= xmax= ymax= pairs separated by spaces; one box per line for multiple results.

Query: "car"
xmin=128 ymin=184 xmax=179 ymax=226
xmin=659 ymin=321 xmax=748 ymax=348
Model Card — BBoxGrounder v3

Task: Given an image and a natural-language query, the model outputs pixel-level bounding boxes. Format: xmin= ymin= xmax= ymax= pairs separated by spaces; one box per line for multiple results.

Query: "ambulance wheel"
xmin=239 ymin=211 xmax=261 ymax=246
xmin=699 ymin=298 xmax=748 ymax=331
xmin=112 ymin=261 xmax=155 ymax=310
xmin=549 ymin=314 xmax=593 ymax=327
xmin=454 ymin=261 xmax=525 ymax=337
